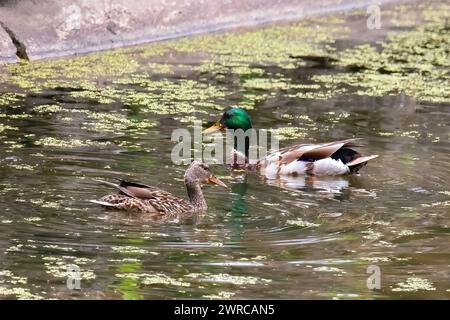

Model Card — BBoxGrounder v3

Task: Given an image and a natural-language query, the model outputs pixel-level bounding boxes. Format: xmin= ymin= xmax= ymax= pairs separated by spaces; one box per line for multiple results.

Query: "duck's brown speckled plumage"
xmin=99 ymin=190 xmax=195 ymax=216
xmin=91 ymin=161 xmax=226 ymax=217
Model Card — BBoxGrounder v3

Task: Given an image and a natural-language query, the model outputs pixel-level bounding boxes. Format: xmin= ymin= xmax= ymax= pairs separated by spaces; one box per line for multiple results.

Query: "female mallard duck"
xmin=91 ymin=161 xmax=226 ymax=216
xmin=203 ymin=107 xmax=378 ymax=176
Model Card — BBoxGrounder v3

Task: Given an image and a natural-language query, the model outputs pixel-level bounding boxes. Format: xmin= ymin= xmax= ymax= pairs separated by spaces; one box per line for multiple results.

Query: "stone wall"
xmin=0 ymin=0 xmax=401 ymax=63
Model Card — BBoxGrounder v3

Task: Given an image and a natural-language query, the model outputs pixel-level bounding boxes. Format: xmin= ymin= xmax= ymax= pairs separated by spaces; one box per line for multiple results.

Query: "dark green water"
xmin=0 ymin=2 xmax=449 ymax=299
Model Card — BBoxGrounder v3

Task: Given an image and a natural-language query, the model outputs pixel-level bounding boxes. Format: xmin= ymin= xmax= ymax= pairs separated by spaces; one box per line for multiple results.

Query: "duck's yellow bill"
xmin=208 ymin=176 xmax=227 ymax=188
xmin=202 ymin=121 xmax=223 ymax=134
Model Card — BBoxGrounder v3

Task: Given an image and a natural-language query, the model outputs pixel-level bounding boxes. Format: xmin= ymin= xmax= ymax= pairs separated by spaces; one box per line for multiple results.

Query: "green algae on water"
xmin=83 ymin=111 xmax=156 ymax=134
xmin=0 ymin=92 xmax=24 ymax=106
xmin=42 ymin=256 xmax=96 ymax=280
xmin=32 ymin=104 xmax=63 ymax=114
xmin=392 ymin=277 xmax=436 ymax=292
xmin=115 ymin=272 xmax=190 ymax=287
xmin=313 ymin=3 xmax=450 ymax=104
xmin=0 ymin=286 xmax=43 ymax=300
xmin=35 ymin=137 xmax=111 ymax=149
xmin=111 ymin=246 xmax=156 ymax=255
xmin=287 ymin=218 xmax=320 ymax=228
xmin=7 ymin=50 xmax=140 ymax=91
xmin=186 ymin=273 xmax=272 ymax=285
xmin=0 ymin=124 xmax=18 ymax=133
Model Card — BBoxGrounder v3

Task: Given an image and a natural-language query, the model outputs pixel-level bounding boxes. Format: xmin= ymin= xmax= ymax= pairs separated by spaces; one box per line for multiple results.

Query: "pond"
xmin=0 ymin=1 xmax=449 ymax=299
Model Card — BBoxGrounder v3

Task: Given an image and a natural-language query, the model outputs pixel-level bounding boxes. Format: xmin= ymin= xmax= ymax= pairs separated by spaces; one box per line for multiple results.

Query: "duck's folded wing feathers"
xmin=94 ymin=183 xmax=193 ymax=215
xmin=277 ymin=138 xmax=363 ymax=164
xmin=93 ymin=178 xmax=163 ymax=199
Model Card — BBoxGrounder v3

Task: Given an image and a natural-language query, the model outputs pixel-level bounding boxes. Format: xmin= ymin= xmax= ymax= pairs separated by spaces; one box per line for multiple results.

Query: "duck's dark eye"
xmin=222 ymin=111 xmax=232 ymax=120
xmin=200 ymin=164 xmax=209 ymax=171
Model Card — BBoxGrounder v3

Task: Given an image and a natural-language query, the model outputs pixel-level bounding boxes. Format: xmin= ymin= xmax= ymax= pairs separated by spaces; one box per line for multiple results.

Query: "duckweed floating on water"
xmin=42 ymin=255 xmax=96 ymax=280
xmin=23 ymin=217 xmax=42 ymax=222
xmin=0 ymin=124 xmax=18 ymax=133
xmin=164 ymin=16 xmax=347 ymax=66
xmin=0 ymin=286 xmax=43 ymax=300
xmin=7 ymin=50 xmax=140 ymax=91
xmin=186 ymin=273 xmax=272 ymax=285
xmin=203 ymin=291 xmax=236 ymax=299
xmin=313 ymin=266 xmax=346 ymax=274
xmin=362 ymin=229 xmax=384 ymax=241
xmin=43 ymin=244 xmax=77 ymax=252
xmin=0 ymin=93 xmax=24 ymax=106
xmin=275 ymin=127 xmax=309 ymax=140
xmin=111 ymin=246 xmax=158 ymax=255
xmin=397 ymin=229 xmax=418 ymax=237
xmin=146 ymin=62 xmax=174 ymax=74
xmin=0 ymin=113 xmax=31 ymax=119
xmin=83 ymin=111 xmax=156 ymax=134
xmin=313 ymin=3 xmax=450 ymax=104
xmin=392 ymin=277 xmax=436 ymax=292
xmin=32 ymin=104 xmax=63 ymax=114
xmin=286 ymin=219 xmax=320 ymax=228
xmin=7 ymin=164 xmax=36 ymax=171
xmin=115 ymin=272 xmax=190 ymax=287
xmin=0 ymin=270 xmax=27 ymax=285
xmin=35 ymin=137 xmax=111 ymax=149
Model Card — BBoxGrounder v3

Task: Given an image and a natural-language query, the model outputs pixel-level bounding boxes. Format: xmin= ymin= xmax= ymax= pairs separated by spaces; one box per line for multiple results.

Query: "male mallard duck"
xmin=203 ymin=107 xmax=378 ymax=176
xmin=90 ymin=161 xmax=226 ymax=216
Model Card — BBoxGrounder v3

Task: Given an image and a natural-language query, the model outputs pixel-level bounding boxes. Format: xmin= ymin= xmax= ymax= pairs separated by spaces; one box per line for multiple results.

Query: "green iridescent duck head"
xmin=203 ymin=107 xmax=253 ymax=133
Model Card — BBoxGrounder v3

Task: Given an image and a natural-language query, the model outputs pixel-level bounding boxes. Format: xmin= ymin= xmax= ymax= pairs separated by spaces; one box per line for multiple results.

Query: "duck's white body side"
xmin=229 ymin=139 xmax=378 ymax=177
xmin=263 ymin=157 xmax=350 ymax=177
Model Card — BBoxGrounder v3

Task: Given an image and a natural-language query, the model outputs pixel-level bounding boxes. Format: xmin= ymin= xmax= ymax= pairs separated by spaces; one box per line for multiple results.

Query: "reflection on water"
xmin=0 ymin=1 xmax=449 ymax=299
xmin=264 ymin=175 xmax=350 ymax=193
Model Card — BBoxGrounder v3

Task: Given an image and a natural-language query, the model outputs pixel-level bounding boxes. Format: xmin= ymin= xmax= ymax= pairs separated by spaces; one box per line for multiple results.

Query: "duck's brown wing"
xmin=93 ymin=179 xmax=193 ymax=215
xmin=93 ymin=179 xmax=160 ymax=199
xmin=140 ymin=188 xmax=194 ymax=216
xmin=299 ymin=139 xmax=363 ymax=161
xmin=94 ymin=194 xmax=159 ymax=214
xmin=277 ymin=139 xmax=363 ymax=164
xmin=117 ymin=179 xmax=170 ymax=199
xmin=257 ymin=139 xmax=378 ymax=175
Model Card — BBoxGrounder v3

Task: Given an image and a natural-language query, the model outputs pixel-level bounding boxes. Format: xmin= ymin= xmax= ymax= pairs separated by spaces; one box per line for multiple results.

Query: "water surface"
xmin=0 ymin=1 xmax=449 ymax=299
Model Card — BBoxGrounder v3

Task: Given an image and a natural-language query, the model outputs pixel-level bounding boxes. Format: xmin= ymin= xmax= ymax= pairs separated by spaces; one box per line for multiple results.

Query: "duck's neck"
xmin=185 ymin=180 xmax=207 ymax=211
xmin=234 ymin=136 xmax=250 ymax=158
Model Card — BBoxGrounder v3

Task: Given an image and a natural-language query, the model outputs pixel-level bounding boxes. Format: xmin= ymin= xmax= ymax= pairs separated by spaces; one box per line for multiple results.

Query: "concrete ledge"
xmin=0 ymin=23 xmax=17 ymax=63
xmin=0 ymin=0 xmax=400 ymax=62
